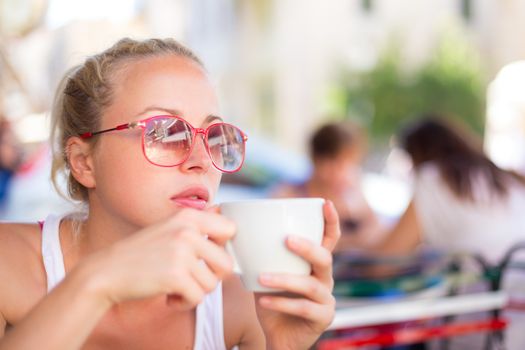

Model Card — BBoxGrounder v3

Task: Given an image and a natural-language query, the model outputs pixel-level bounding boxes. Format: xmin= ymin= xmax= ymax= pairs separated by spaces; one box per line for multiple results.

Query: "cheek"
xmin=337 ymin=167 xmax=356 ymax=183
xmin=94 ymin=138 xmax=146 ymax=184
xmin=208 ymin=172 xmax=222 ymax=202
xmin=327 ymin=165 xmax=355 ymax=188
xmin=94 ymin=147 xmax=147 ymax=202
xmin=92 ymin=139 xmax=155 ymax=205
xmin=317 ymin=167 xmax=331 ymax=182
xmin=95 ymin=135 xmax=144 ymax=163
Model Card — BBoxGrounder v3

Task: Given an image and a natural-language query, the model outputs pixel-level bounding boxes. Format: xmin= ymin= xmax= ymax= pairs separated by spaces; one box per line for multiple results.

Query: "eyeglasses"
xmin=80 ymin=115 xmax=248 ymax=173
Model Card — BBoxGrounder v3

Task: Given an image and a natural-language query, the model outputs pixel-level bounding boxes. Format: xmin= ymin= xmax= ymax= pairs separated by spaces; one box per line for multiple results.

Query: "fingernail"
xmin=206 ymin=206 xmax=220 ymax=215
xmin=259 ymin=297 xmax=271 ymax=306
xmin=259 ymin=273 xmax=273 ymax=284
xmin=288 ymin=235 xmax=302 ymax=248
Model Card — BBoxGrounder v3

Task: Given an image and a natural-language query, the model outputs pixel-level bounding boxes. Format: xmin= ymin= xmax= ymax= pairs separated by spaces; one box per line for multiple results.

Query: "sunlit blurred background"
xmin=2 ymin=0 xmax=525 ymax=221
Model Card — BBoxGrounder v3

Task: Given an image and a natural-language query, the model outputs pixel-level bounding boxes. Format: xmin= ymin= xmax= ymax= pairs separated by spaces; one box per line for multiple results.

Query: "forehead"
xmin=104 ymin=55 xmax=219 ymax=127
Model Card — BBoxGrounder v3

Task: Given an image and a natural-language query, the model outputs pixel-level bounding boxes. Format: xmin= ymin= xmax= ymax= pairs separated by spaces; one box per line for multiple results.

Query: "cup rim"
xmin=219 ymin=197 xmax=325 ymax=207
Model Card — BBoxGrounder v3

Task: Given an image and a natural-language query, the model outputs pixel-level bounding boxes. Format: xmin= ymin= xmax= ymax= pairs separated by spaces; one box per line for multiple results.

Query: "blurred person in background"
xmin=273 ymin=120 xmax=384 ymax=253
xmin=373 ymin=114 xmax=525 ymax=349
xmin=375 ymin=114 xmax=525 ymax=261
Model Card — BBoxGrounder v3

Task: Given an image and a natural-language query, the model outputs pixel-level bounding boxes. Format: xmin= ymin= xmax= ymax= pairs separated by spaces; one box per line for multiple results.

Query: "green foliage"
xmin=333 ymin=34 xmax=486 ymax=143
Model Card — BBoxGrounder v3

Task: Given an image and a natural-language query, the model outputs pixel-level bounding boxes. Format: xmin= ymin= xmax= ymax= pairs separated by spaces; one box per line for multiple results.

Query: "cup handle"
xmin=225 ymin=241 xmax=242 ymax=274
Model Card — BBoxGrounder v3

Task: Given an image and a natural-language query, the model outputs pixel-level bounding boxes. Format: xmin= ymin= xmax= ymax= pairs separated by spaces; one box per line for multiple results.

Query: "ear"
xmin=66 ymin=137 xmax=96 ymax=189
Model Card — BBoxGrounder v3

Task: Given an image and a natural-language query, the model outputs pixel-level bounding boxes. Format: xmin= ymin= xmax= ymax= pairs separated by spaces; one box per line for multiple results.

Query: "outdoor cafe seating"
xmin=317 ymin=242 xmax=525 ymax=350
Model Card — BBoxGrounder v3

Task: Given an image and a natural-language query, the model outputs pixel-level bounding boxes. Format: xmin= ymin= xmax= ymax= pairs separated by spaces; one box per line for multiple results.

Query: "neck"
xmin=306 ymin=173 xmax=333 ymax=196
xmin=78 ymin=203 xmax=141 ymax=256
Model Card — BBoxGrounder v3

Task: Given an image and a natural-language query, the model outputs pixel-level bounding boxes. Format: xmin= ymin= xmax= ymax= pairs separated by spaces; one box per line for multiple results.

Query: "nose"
xmin=180 ymin=130 xmax=212 ymax=173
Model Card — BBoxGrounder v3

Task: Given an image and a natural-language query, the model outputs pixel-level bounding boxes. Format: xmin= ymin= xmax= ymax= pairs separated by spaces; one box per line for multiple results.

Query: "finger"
xmin=190 ymin=233 xmax=234 ymax=278
xmin=191 ymin=260 xmax=220 ymax=294
xmin=286 ymin=235 xmax=333 ymax=286
xmin=167 ymin=274 xmax=206 ymax=309
xmin=258 ymin=295 xmax=335 ymax=325
xmin=171 ymin=208 xmax=236 ymax=244
xmin=322 ymin=200 xmax=341 ymax=252
xmin=259 ymin=273 xmax=331 ymax=303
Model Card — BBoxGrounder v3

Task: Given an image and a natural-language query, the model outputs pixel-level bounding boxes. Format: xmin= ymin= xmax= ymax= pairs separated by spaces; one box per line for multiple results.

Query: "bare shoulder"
xmin=223 ymin=275 xmax=265 ymax=349
xmin=0 ymin=222 xmax=43 ymax=268
xmin=0 ymin=222 xmax=46 ymax=324
xmin=0 ymin=221 xmax=42 ymax=255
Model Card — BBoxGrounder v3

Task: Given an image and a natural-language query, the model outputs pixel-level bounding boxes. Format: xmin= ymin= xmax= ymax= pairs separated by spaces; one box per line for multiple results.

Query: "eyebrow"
xmin=205 ymin=114 xmax=223 ymax=124
xmin=135 ymin=106 xmax=223 ymax=124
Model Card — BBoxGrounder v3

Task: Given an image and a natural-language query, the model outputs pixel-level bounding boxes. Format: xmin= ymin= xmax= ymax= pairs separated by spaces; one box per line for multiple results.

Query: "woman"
xmin=378 ymin=116 xmax=525 ymax=262
xmin=0 ymin=38 xmax=340 ymax=349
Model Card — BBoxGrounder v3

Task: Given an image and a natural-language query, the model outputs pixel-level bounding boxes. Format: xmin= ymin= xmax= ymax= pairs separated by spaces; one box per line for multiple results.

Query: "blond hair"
xmin=50 ymin=38 xmax=203 ymax=202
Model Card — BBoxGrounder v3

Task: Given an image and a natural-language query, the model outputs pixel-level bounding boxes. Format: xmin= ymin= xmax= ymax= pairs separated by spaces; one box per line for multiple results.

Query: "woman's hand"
xmin=77 ymin=208 xmax=236 ymax=309
xmin=254 ymin=201 xmax=341 ymax=349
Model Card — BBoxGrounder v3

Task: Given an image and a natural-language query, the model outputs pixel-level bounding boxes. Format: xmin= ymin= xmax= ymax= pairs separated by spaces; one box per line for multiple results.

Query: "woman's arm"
xmin=0 ymin=208 xmax=236 ymax=349
xmin=372 ymin=200 xmax=422 ymax=256
xmin=0 ymin=262 xmax=111 ymax=350
xmin=223 ymin=276 xmax=265 ymax=349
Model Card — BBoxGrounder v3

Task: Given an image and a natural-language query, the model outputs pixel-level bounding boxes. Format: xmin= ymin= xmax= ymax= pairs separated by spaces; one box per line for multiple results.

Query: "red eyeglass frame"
xmin=79 ymin=115 xmax=248 ymax=173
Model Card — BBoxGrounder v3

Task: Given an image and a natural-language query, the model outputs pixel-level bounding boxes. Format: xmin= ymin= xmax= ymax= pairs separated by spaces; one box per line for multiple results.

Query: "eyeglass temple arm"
xmin=79 ymin=122 xmax=135 ymax=139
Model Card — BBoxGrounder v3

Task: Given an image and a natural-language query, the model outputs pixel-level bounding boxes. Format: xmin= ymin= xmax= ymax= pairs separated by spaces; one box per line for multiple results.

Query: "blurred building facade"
xmin=2 ymin=0 xmax=525 ymax=153
xmin=227 ymin=0 xmax=525 ymax=153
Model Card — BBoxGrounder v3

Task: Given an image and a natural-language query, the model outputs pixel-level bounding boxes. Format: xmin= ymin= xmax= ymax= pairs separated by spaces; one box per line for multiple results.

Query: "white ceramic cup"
xmin=220 ymin=198 xmax=325 ymax=292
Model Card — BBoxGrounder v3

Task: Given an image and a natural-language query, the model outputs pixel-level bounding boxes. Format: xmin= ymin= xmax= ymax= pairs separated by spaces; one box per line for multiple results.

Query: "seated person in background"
xmin=273 ymin=120 xmax=384 ymax=253
xmin=371 ymin=114 xmax=525 ymax=350
xmin=375 ymin=114 xmax=525 ymax=263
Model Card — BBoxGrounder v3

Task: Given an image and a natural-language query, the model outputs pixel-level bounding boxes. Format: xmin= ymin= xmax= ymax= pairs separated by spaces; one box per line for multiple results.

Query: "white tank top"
xmin=41 ymin=214 xmax=229 ymax=350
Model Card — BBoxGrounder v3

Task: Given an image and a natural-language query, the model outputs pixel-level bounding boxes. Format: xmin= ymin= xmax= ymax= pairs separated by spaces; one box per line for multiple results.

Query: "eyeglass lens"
xmin=143 ymin=117 xmax=245 ymax=171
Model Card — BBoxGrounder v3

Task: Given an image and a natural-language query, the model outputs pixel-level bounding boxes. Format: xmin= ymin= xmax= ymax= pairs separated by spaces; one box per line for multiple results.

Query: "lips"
xmin=171 ymin=187 xmax=210 ymax=210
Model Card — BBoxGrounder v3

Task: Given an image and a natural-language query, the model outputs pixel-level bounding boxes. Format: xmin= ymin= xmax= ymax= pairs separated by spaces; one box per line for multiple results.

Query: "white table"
xmin=329 ymin=290 xmax=508 ymax=331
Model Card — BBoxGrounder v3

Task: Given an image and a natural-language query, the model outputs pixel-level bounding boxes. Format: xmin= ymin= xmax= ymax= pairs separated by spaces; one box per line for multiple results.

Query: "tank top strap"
xmin=193 ymin=282 xmax=228 ymax=350
xmin=41 ymin=214 xmax=67 ymax=292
